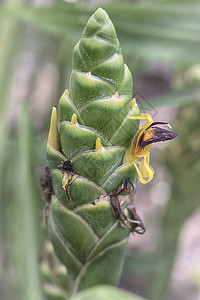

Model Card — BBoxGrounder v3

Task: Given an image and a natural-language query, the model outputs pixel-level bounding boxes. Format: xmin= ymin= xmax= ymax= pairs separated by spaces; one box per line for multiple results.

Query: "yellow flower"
xmin=124 ymin=113 xmax=178 ymax=184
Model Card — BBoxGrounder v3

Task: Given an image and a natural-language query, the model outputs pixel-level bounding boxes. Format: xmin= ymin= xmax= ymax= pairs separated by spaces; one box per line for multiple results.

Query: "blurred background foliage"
xmin=0 ymin=0 xmax=200 ymax=299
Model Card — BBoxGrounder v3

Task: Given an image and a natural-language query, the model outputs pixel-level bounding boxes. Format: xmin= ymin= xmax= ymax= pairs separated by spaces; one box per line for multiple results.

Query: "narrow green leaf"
xmin=16 ymin=104 xmax=44 ymax=300
xmin=150 ymin=87 xmax=200 ymax=108
xmin=1 ymin=1 xmax=200 ymax=62
xmin=0 ymin=0 xmax=26 ymax=162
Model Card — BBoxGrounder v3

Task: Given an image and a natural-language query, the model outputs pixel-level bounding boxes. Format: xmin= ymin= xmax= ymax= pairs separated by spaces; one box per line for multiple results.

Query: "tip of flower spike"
xmin=95 ymin=137 xmax=102 ymax=150
xmin=47 ymin=107 xmax=61 ymax=151
xmin=93 ymin=7 xmax=109 ymax=23
xmin=71 ymin=113 xmax=77 ymax=124
xmin=82 ymin=6 xmax=116 ymax=42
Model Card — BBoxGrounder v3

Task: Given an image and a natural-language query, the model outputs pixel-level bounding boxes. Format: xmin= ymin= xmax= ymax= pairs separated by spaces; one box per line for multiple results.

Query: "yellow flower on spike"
xmin=124 ymin=113 xmax=178 ymax=184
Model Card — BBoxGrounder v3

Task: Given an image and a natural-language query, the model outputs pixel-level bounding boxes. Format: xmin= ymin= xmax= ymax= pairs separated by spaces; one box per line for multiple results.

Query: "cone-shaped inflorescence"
xmin=45 ymin=8 xmax=141 ymax=295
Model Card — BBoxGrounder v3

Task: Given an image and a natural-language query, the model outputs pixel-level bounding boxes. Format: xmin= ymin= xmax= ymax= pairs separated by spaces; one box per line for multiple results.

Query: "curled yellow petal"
xmin=128 ymin=113 xmax=153 ymax=123
xmin=124 ymin=113 xmax=154 ymax=163
xmin=47 ymin=107 xmax=61 ymax=151
xmin=129 ymin=113 xmax=153 ymax=149
xmin=133 ymin=153 xmax=154 ymax=184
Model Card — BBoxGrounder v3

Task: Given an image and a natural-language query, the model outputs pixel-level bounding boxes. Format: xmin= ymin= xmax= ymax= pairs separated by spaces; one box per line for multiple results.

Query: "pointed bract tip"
xmin=71 ymin=113 xmax=77 ymax=124
xmin=131 ymin=98 xmax=136 ymax=108
xmin=64 ymin=89 xmax=69 ymax=96
xmin=96 ymin=137 xmax=102 ymax=150
xmin=47 ymin=107 xmax=61 ymax=151
xmin=94 ymin=7 xmax=108 ymax=21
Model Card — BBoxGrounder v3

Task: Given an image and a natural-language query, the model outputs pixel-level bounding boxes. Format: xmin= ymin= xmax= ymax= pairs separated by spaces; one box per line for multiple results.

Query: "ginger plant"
xmin=41 ymin=7 xmax=177 ymax=297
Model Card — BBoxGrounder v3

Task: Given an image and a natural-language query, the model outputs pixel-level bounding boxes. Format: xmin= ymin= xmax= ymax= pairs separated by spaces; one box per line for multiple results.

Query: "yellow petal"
xmin=133 ymin=153 xmax=154 ymax=184
xmin=128 ymin=113 xmax=153 ymax=123
xmin=129 ymin=113 xmax=153 ymax=149
xmin=123 ymin=113 xmax=154 ymax=164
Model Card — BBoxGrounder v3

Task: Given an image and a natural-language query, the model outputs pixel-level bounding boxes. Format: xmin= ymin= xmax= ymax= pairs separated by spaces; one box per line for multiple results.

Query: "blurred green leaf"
xmin=1 ymin=1 xmax=200 ymax=63
xmin=124 ymin=254 xmax=163 ymax=275
xmin=0 ymin=1 xmax=29 ymax=298
xmin=0 ymin=0 xmax=25 ymax=159
xmin=149 ymin=101 xmax=200 ymax=300
xmin=13 ymin=104 xmax=44 ymax=300
xmin=70 ymin=285 xmax=145 ymax=300
xmin=150 ymin=87 xmax=200 ymax=108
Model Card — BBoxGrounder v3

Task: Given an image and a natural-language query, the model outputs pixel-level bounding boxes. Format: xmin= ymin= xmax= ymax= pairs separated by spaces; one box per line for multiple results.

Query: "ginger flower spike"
xmin=124 ymin=113 xmax=178 ymax=184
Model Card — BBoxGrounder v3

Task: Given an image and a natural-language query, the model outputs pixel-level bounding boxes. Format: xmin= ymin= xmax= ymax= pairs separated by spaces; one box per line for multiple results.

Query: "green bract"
xmin=46 ymin=8 xmax=140 ymax=295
